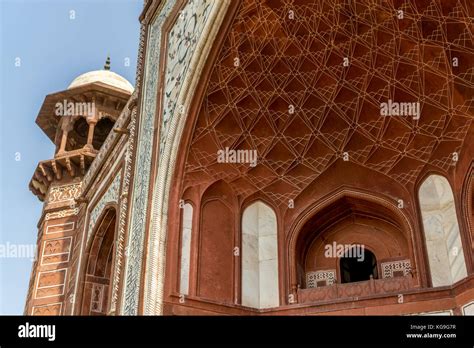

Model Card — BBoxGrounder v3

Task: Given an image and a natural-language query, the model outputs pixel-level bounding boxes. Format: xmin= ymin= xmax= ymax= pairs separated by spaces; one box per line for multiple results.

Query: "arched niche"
xmin=241 ymin=201 xmax=279 ymax=309
xmin=81 ymin=207 xmax=117 ymax=315
xmin=197 ymin=181 xmax=235 ymax=303
xmin=419 ymin=174 xmax=467 ymax=287
xmin=292 ymin=193 xmax=413 ymax=289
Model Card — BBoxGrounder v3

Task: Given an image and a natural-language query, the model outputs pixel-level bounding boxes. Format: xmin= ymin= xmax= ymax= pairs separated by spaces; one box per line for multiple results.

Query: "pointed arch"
xmin=196 ymin=181 xmax=236 ymax=303
xmin=81 ymin=207 xmax=117 ymax=315
xmin=287 ymin=188 xmax=418 ymax=294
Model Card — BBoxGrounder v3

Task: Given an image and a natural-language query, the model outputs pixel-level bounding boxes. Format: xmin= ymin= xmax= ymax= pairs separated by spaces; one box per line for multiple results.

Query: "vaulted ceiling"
xmin=183 ymin=0 xmax=473 ymax=206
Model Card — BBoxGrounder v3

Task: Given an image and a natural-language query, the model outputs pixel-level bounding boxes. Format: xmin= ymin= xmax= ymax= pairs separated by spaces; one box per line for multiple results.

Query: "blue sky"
xmin=0 ymin=0 xmax=142 ymax=314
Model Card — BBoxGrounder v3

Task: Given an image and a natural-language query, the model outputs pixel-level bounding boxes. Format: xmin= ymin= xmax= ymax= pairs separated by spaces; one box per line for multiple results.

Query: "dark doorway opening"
xmin=340 ymin=248 xmax=378 ymax=283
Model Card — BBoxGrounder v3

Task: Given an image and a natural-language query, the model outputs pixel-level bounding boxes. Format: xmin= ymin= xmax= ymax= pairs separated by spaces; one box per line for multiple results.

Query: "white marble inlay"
xmin=306 ymin=270 xmax=336 ymax=288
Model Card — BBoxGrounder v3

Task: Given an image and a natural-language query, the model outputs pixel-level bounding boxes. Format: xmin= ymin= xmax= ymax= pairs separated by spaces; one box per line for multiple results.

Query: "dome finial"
xmin=104 ymin=55 xmax=111 ymax=70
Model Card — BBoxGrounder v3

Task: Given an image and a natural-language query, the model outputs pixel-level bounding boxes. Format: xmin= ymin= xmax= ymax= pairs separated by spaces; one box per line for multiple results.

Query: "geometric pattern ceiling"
xmin=184 ymin=0 xmax=473 ymax=206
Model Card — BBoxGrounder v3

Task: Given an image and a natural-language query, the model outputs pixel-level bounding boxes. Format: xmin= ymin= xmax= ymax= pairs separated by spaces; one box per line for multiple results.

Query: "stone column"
xmin=84 ymin=98 xmax=99 ymax=151
xmin=57 ymin=117 xmax=73 ymax=155
xmin=84 ymin=119 xmax=97 ymax=151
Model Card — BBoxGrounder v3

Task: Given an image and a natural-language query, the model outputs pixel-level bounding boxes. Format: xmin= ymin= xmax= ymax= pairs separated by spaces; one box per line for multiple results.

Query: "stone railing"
xmin=297 ymin=276 xmax=416 ymax=304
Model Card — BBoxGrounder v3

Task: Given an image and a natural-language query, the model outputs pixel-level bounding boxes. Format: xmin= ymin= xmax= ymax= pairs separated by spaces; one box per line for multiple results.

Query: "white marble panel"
xmin=259 ymin=259 xmax=279 ymax=308
xmin=242 ymin=234 xmax=259 ymax=269
xmin=462 ymin=302 xmax=474 ymax=315
xmin=179 ymin=204 xmax=193 ymax=295
xmin=419 ymin=175 xmax=467 ymax=287
xmin=241 ymin=201 xmax=279 ymax=309
xmin=418 ymin=310 xmax=453 ymax=316
xmin=258 ymin=203 xmax=277 ymax=237
xmin=183 ymin=203 xmax=193 ymax=229
xmin=259 ymin=235 xmax=278 ymax=261
xmin=426 ymin=240 xmax=451 ymax=286
xmin=241 ymin=268 xmax=259 ymax=308
xmin=242 ymin=205 xmax=258 ymax=236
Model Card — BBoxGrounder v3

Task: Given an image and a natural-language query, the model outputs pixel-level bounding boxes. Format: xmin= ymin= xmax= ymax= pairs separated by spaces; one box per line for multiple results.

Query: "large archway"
xmin=289 ymin=192 xmax=415 ymax=290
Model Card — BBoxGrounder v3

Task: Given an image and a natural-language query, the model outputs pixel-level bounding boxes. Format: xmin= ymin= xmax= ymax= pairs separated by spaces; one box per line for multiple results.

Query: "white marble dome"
xmin=68 ymin=70 xmax=134 ymax=93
